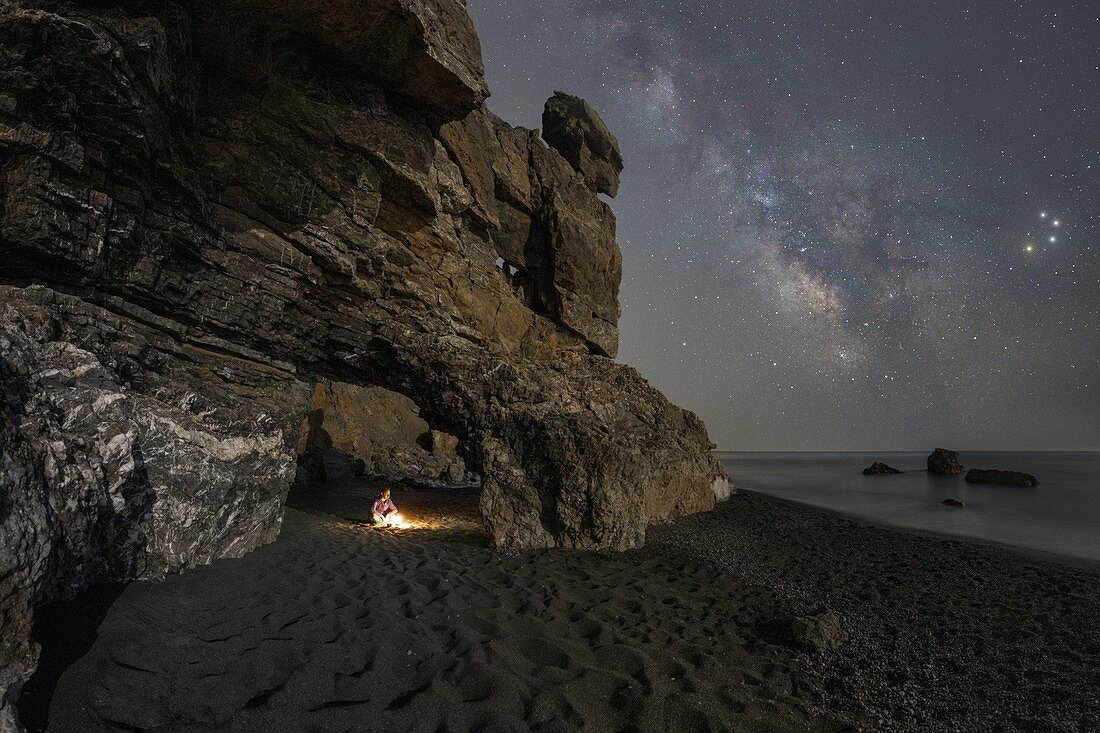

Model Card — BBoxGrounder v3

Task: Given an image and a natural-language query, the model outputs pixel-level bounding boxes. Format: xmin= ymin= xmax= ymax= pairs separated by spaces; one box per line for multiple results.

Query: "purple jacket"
xmin=372 ymin=496 xmax=396 ymax=517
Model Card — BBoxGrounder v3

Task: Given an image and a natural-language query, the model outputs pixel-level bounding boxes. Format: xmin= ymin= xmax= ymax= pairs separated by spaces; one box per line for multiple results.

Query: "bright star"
xmin=1049 ymin=236 xmax=1057 ymax=243
xmin=1024 ymin=244 xmax=1034 ymax=253
xmin=1052 ymin=219 xmax=1060 ymax=227
xmin=1040 ymin=212 xmax=1047 ymax=218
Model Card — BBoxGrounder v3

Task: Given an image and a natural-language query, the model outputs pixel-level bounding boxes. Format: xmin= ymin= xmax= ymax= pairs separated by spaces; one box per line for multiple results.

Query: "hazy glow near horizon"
xmin=470 ymin=0 xmax=1098 ymax=450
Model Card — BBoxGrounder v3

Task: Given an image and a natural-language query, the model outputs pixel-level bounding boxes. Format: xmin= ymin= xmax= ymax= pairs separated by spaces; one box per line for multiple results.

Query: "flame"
xmin=384 ymin=513 xmax=412 ymax=529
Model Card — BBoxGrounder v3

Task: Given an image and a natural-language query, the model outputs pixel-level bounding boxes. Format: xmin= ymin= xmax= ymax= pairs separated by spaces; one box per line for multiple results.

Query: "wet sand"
xmin=20 ymin=484 xmax=1100 ymax=732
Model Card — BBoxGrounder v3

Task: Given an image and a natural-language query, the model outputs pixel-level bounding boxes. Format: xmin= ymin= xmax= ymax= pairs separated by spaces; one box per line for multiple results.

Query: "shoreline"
xmin=711 ymin=449 xmax=1100 ymax=454
xmin=731 ymin=487 xmax=1100 ymax=570
xmin=21 ymin=484 xmax=1100 ymax=732
xmin=714 ymin=450 xmax=1100 ymax=565
xmin=647 ymin=491 xmax=1100 ymax=730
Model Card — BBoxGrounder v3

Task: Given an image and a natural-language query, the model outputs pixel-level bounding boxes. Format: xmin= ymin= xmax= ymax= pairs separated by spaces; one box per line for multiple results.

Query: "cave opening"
xmin=284 ymin=380 xmax=484 ymax=539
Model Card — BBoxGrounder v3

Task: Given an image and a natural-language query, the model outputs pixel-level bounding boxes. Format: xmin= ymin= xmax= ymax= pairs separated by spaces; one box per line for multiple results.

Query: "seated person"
xmin=371 ymin=488 xmax=397 ymax=525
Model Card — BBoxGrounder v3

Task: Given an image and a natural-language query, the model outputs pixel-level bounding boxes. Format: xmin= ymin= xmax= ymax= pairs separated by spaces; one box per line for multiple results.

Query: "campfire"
xmin=381 ymin=513 xmax=412 ymax=529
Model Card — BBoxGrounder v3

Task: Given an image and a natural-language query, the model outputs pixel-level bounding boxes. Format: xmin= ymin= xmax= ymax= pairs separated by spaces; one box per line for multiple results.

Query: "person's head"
xmin=381 ymin=488 xmax=391 ymax=500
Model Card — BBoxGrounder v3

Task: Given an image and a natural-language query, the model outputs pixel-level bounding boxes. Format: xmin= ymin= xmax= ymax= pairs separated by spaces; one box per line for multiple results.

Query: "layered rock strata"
xmin=0 ymin=1 xmax=728 ymax=726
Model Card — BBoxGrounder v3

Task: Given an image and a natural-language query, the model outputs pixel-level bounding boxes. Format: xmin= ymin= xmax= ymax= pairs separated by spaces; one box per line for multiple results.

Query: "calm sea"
xmin=716 ymin=452 xmax=1100 ymax=562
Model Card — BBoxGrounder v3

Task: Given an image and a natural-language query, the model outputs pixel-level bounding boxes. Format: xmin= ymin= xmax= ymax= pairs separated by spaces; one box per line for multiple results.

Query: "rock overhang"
xmin=0 ymin=2 xmax=730 ymax=728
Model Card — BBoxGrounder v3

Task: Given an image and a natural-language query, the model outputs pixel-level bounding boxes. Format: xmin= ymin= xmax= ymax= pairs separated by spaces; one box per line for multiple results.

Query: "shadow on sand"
xmin=17 ymin=583 xmax=126 ymax=732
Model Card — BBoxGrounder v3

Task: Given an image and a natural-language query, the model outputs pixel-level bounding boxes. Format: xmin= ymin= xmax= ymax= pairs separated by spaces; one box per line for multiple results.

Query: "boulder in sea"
xmin=942 ymin=498 xmax=966 ymax=507
xmin=965 ymin=469 xmax=1038 ymax=488
xmin=927 ymin=448 xmax=965 ymax=475
xmin=863 ymin=462 xmax=902 ymax=475
xmin=772 ymin=609 xmax=848 ymax=653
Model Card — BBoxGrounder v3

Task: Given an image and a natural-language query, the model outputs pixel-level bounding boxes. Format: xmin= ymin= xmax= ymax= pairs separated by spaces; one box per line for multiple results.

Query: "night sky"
xmin=468 ymin=0 xmax=1099 ymax=451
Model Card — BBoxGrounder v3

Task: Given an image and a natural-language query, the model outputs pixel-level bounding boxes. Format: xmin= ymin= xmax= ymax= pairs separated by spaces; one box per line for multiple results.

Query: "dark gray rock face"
xmin=965 ymin=469 xmax=1038 ymax=488
xmin=316 ymin=449 xmax=368 ymax=482
xmin=542 ymin=91 xmax=624 ymax=197
xmin=0 ymin=287 xmax=306 ymax=728
xmin=863 ymin=462 xmax=901 ymax=475
xmin=943 ymin=498 xmax=966 ymax=507
xmin=927 ymin=448 xmax=965 ymax=475
xmin=0 ymin=1 xmax=727 ymax=724
xmin=191 ymin=0 xmax=490 ymax=121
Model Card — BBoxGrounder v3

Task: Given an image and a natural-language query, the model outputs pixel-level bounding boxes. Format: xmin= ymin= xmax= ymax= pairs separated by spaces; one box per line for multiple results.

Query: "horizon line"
xmin=711 ymin=448 xmax=1100 ymax=454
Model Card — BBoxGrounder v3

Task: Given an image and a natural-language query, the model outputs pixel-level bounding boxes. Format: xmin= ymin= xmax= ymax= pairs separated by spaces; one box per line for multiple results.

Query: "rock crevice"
xmin=0 ymin=1 xmax=728 ymax=727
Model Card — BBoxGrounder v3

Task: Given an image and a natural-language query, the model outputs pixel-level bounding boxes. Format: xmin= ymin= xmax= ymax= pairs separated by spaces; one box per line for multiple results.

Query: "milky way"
xmin=469 ymin=0 xmax=1098 ymax=450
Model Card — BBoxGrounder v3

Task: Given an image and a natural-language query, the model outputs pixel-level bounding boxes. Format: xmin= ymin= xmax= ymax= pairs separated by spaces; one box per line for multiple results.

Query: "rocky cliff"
xmin=0 ymin=0 xmax=729 ymax=726
xmin=296 ymin=381 xmax=472 ymax=486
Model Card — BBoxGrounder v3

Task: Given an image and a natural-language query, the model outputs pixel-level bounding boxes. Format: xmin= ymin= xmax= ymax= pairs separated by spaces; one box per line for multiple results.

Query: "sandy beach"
xmin=20 ymin=483 xmax=1100 ymax=732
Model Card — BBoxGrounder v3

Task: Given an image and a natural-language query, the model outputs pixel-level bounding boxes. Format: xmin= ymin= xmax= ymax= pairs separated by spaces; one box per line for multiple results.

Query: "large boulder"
xmin=0 ymin=1 xmax=727 ymax=725
xmin=770 ymin=609 xmax=848 ymax=654
xmin=542 ymin=91 xmax=624 ymax=197
xmin=965 ymin=469 xmax=1038 ymax=488
xmin=0 ymin=288 xmax=306 ymax=729
xmin=927 ymin=448 xmax=965 ymax=475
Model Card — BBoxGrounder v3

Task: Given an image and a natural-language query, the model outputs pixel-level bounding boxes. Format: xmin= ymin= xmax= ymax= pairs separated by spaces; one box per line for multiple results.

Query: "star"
xmin=473 ymin=0 xmax=1098 ymax=451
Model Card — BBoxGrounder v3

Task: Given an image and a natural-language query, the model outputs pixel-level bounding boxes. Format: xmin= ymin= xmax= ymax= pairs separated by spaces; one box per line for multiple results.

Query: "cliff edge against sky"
xmin=0 ymin=0 xmax=729 ymax=726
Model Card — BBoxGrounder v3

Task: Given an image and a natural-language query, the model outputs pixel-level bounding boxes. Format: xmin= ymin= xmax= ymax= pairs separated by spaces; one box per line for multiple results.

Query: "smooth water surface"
xmin=717 ymin=452 xmax=1100 ymax=562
